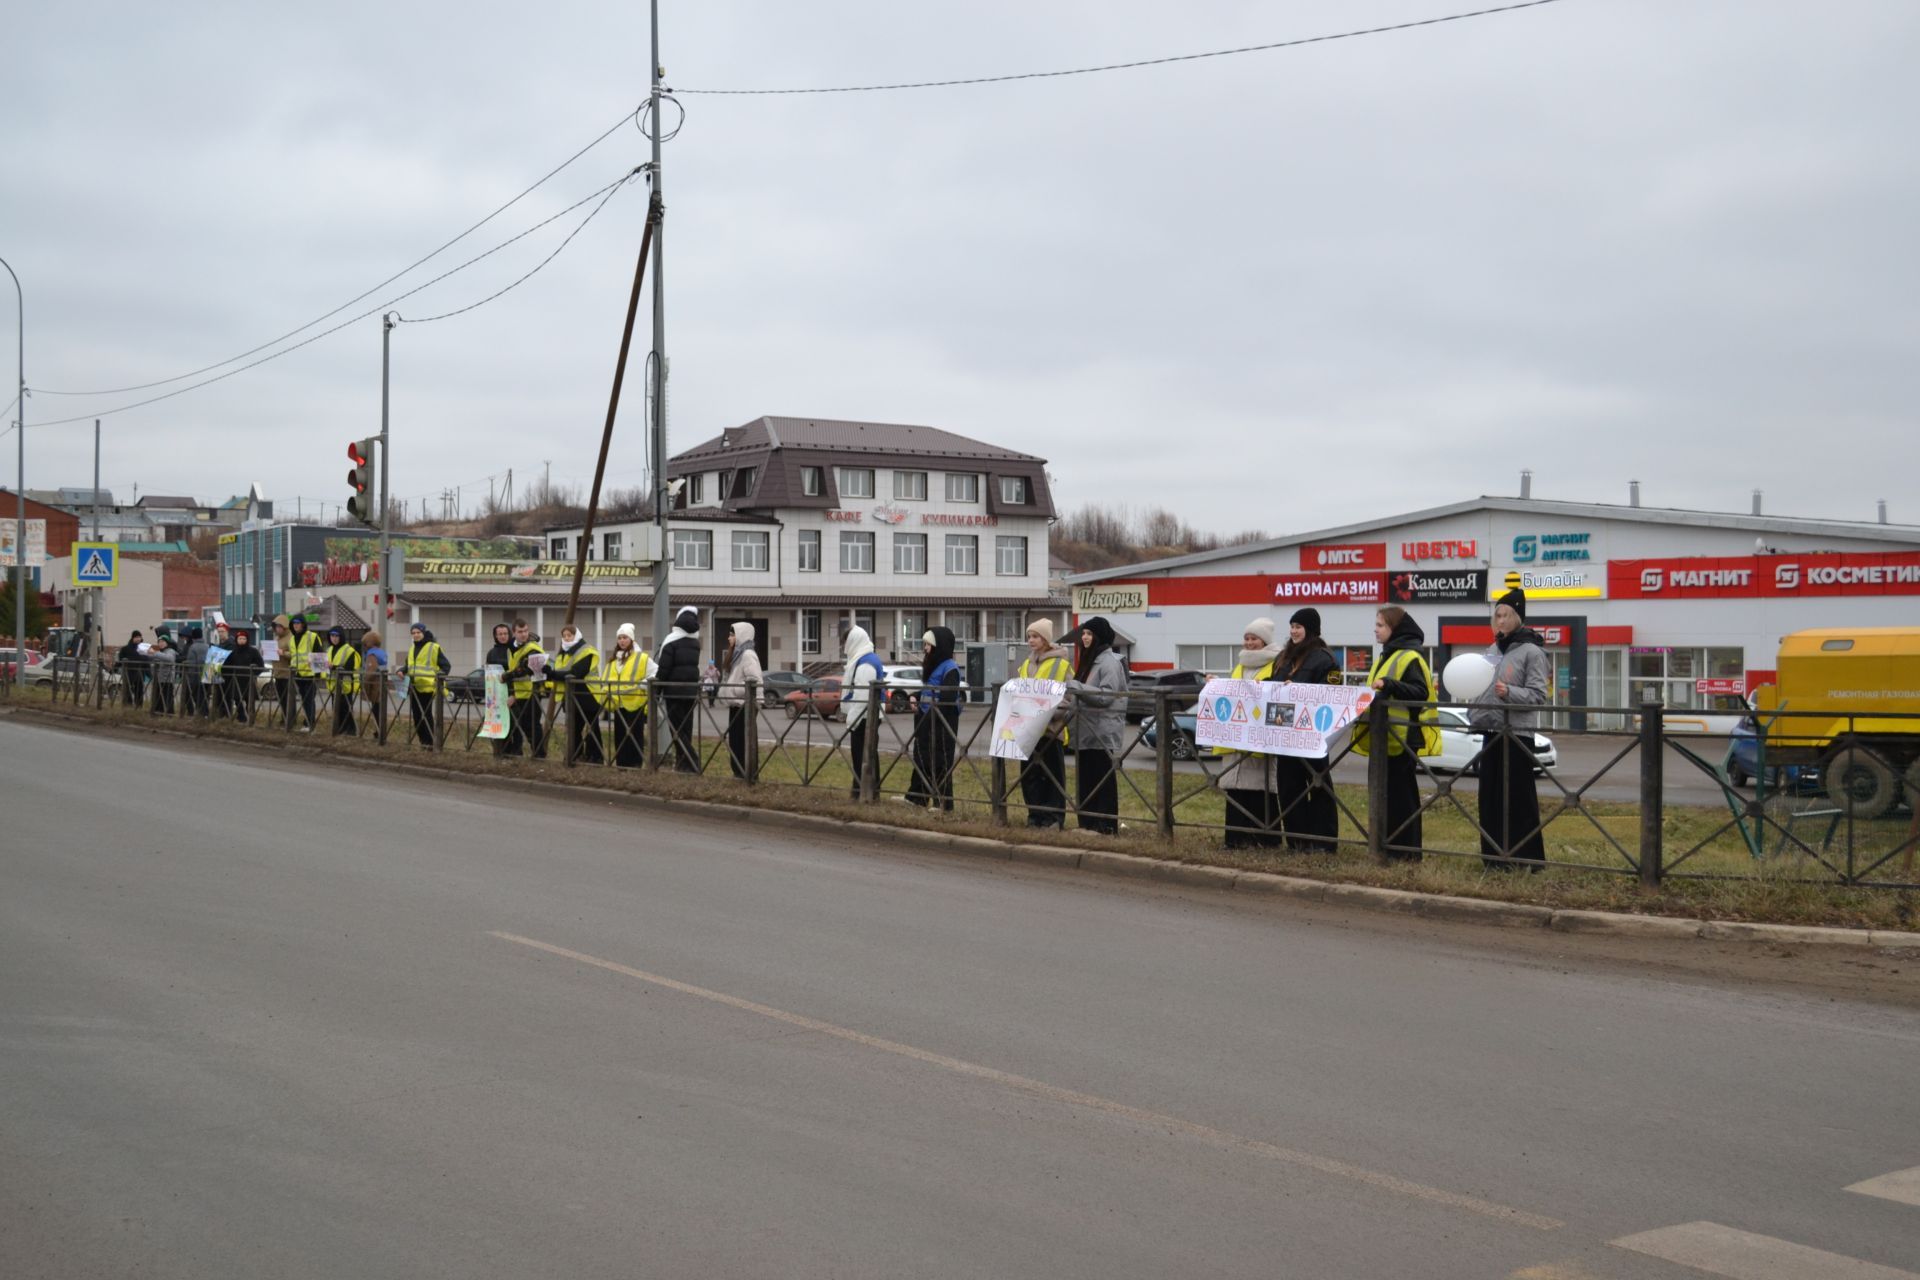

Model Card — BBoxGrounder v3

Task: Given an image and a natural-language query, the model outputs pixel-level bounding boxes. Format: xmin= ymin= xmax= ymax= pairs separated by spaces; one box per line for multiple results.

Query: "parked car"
xmin=24 ymin=656 xmax=117 ymax=690
xmin=760 ymin=669 xmax=814 ymax=707
xmin=446 ymin=668 xmax=489 ymax=704
xmin=784 ymin=675 xmax=843 ymax=720
xmin=0 ymin=647 xmax=35 ymax=682
xmin=1429 ymin=707 xmax=1557 ymax=775
xmin=1726 ymin=716 xmax=1823 ymax=793
xmin=881 ymin=662 xmax=969 ymax=713
xmin=1125 ymin=669 xmax=1209 ymax=723
xmin=1139 ymin=712 xmax=1199 ymax=761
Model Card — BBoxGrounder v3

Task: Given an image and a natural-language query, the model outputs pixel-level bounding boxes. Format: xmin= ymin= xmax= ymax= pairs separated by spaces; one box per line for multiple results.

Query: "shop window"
xmin=550 ymin=537 xmax=570 ymax=561
xmin=800 ymin=610 xmax=822 ymax=656
xmin=946 ymin=613 xmax=979 ymax=643
xmin=1176 ymin=644 xmax=1238 ymax=675
xmin=900 ymin=611 xmax=927 ymax=653
xmin=991 ymin=610 xmax=1024 ymax=642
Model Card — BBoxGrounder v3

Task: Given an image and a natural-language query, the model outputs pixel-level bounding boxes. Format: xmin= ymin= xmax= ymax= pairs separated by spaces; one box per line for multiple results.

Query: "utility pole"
xmin=543 ymin=459 xmax=552 ymax=506
xmin=649 ymin=0 xmax=672 ymax=655
xmin=91 ymin=420 xmax=102 ymax=702
xmin=379 ymin=314 xmax=395 ymax=628
xmin=3 ymin=255 xmax=23 ymax=682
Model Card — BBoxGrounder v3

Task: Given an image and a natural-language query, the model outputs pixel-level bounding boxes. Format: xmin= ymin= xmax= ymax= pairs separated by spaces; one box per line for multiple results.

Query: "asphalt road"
xmin=5 ymin=715 xmax=1919 ymax=1279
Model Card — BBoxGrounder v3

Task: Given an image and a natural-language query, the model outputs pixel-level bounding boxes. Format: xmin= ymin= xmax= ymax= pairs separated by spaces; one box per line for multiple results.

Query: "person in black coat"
xmin=484 ymin=622 xmax=514 ymax=757
xmin=222 ymin=627 xmax=266 ymax=725
xmin=907 ymin=625 xmax=963 ymax=811
xmin=1270 ymin=608 xmax=1344 ymax=853
xmin=118 ymin=631 xmax=147 ymax=707
xmin=1366 ymin=607 xmax=1435 ymax=860
xmin=655 ymin=607 xmax=705 ymax=772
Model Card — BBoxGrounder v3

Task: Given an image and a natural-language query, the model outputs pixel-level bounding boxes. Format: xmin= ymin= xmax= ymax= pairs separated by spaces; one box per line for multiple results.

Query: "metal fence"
xmin=11 ymin=660 xmax=1919 ymax=889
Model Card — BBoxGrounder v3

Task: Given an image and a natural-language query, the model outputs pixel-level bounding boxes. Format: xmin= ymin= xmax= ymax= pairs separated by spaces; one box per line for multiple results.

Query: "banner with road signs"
xmin=1194 ymin=678 xmax=1372 ymax=758
xmin=479 ymin=666 xmax=510 ymax=739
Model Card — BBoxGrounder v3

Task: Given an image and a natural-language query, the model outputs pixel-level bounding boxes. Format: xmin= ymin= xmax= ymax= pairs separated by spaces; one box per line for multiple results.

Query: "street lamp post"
xmin=1 ymin=255 xmax=23 ymax=687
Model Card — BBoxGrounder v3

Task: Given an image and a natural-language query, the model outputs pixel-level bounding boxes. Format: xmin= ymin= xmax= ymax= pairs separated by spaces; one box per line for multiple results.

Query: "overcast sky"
xmin=4 ymin=0 xmax=1916 ymax=536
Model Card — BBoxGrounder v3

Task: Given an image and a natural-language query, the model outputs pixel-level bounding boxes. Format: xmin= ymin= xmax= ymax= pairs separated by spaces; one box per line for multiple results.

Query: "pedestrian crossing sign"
xmin=73 ymin=542 xmax=119 ymax=587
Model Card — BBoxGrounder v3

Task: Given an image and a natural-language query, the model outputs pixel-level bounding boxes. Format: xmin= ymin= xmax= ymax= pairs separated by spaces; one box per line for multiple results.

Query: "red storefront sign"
xmin=300 ymin=559 xmax=377 ymax=588
xmin=1611 ymin=551 xmax=1920 ymax=599
xmin=1272 ymin=573 xmax=1385 ymax=604
xmin=1299 ymin=542 xmax=1385 ymax=571
xmin=1401 ymin=538 xmax=1479 ymax=562
xmin=1696 ymin=678 xmax=1743 ymax=696
xmin=1440 ymin=624 xmax=1634 ymax=649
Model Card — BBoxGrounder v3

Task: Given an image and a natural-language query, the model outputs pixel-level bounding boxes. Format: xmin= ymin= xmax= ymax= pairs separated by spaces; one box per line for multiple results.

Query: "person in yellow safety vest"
xmin=593 ymin=622 xmax=650 ymax=769
xmin=324 ymin=624 xmax=361 ymax=738
xmin=1015 ymin=617 xmax=1074 ymax=829
xmin=550 ymin=622 xmax=602 ymax=765
xmin=1217 ymin=617 xmax=1284 ymax=850
xmin=503 ymin=618 xmax=547 ymax=760
xmin=1353 ymin=606 xmax=1441 ymax=861
xmin=403 ymin=623 xmax=451 ymax=750
xmin=285 ymin=615 xmax=320 ymax=732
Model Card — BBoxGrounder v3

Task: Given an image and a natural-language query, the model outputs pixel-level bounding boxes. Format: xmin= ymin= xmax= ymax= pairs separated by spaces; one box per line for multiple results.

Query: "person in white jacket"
xmin=719 ymin=620 xmax=763 ymax=779
xmin=840 ymin=621 xmax=886 ymax=798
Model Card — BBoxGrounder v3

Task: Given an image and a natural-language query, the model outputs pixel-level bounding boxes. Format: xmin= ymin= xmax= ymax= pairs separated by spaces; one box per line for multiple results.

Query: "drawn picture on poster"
xmin=479 ymin=665 xmax=510 ymax=739
xmin=989 ymin=678 xmax=1067 ymax=761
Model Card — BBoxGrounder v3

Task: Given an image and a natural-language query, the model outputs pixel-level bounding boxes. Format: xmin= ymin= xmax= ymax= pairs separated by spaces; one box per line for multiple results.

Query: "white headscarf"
xmin=841 ymin=624 xmax=874 ymax=685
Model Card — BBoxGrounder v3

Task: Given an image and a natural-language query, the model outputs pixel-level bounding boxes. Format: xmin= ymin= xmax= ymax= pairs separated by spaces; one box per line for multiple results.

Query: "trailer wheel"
xmin=1823 ymin=744 xmax=1898 ymax=821
xmin=1905 ymin=758 xmax=1920 ymax=813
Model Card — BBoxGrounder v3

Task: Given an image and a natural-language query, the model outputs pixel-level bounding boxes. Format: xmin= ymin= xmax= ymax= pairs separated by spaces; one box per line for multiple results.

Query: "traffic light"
xmin=346 ymin=437 xmax=378 ymax=527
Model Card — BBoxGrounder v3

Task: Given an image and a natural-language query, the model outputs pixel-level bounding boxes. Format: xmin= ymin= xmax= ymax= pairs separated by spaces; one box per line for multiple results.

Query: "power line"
xmin=673 ymin=0 xmax=1569 ymax=95
xmin=30 ymin=173 xmax=640 ymax=429
xmin=396 ymin=176 xmax=631 ymax=325
xmin=36 ymin=105 xmax=642 ymax=397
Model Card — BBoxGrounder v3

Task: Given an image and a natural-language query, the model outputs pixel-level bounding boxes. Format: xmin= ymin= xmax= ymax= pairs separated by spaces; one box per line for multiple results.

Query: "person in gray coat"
xmin=181 ymin=626 xmax=210 ymax=718
xmin=1067 ymin=616 xmax=1127 ymax=834
xmin=1469 ymin=587 xmax=1551 ymax=869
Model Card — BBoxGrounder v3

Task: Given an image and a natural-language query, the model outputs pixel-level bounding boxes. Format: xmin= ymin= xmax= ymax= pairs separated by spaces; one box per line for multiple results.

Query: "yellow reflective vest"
xmin=594 ymin=648 xmax=650 ymax=712
xmin=1017 ymin=654 xmax=1072 ymax=745
xmin=507 ymin=641 xmax=545 ymax=699
xmin=550 ymin=643 xmax=599 ymax=694
xmin=287 ymin=629 xmax=319 ymax=678
xmin=327 ymin=643 xmax=361 ymax=696
xmin=406 ymin=640 xmax=445 ymax=694
xmin=1352 ymin=648 xmax=1441 ymax=757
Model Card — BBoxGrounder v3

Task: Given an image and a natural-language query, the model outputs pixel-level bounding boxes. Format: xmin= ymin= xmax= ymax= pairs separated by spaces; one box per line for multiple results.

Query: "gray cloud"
xmin=4 ymin=0 xmax=1915 ymax=533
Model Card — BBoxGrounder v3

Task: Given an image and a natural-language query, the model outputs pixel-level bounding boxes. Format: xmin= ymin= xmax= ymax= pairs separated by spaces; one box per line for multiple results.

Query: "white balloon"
xmin=1443 ymin=652 xmax=1495 ymax=701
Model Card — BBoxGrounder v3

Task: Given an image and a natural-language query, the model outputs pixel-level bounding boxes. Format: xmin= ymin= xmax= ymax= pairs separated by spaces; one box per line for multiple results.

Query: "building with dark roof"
xmin=414 ymin=416 xmax=1071 ymax=670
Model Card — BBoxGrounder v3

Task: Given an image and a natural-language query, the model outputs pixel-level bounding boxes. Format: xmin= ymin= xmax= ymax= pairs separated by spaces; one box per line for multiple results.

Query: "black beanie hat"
xmin=1496 ymin=587 xmax=1527 ymax=620
xmin=1289 ymin=607 xmax=1321 ymax=637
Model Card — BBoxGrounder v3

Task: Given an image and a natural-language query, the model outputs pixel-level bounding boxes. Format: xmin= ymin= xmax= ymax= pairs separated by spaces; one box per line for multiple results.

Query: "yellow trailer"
xmin=1750 ymin=627 xmax=1920 ymax=818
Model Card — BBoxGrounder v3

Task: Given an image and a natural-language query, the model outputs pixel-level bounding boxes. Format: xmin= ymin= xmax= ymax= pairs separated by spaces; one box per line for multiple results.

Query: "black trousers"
xmin=727 ymin=707 xmax=749 ymax=779
xmin=223 ymin=675 xmax=254 ymax=723
xmin=1478 ymin=731 xmax=1546 ymax=868
xmin=1274 ymin=755 xmax=1338 ymax=853
xmin=665 ymin=698 xmax=699 ymax=772
xmin=508 ymin=697 xmax=545 ymax=759
xmin=1076 ymin=748 xmax=1119 ymax=834
xmin=408 ymin=688 xmax=437 ymax=748
xmin=610 ymin=707 xmax=646 ymax=768
xmin=848 ymin=717 xmax=874 ymax=798
xmin=1382 ymin=751 xmax=1423 ymax=860
xmin=1019 ymin=733 xmax=1067 ymax=827
xmin=183 ymin=680 xmax=207 ymax=719
xmin=1223 ymin=787 xmax=1278 ymax=849
xmin=908 ymin=711 xmax=956 ymax=810
xmin=332 ymin=687 xmax=357 ymax=737
xmin=292 ymin=677 xmax=317 ymax=728
xmin=567 ymin=692 xmax=603 ymax=764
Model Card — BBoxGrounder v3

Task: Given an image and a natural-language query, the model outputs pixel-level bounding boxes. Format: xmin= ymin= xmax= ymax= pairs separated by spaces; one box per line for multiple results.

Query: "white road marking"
xmin=1610 ymin=1221 xmax=1920 ymax=1280
xmin=490 ymin=930 xmax=1562 ymax=1230
xmin=1848 ymin=1167 xmax=1920 ymax=1209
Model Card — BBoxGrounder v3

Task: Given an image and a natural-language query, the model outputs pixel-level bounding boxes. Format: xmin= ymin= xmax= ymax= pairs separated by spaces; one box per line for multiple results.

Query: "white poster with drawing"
xmin=1193 ymin=678 xmax=1372 ymax=758
xmin=989 ymin=678 xmax=1067 ymax=761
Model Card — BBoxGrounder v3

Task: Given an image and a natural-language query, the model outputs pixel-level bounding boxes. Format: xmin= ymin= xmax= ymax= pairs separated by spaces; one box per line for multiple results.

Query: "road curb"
xmin=7 ymin=703 xmax=1915 ymax=952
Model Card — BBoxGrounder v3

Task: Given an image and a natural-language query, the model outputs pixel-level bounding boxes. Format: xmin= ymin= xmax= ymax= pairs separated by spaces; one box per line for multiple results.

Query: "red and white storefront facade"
xmin=1066 ymin=498 xmax=1920 ymax=728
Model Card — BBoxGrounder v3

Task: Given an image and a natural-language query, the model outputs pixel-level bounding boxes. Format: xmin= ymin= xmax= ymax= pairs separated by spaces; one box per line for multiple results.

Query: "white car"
xmin=1431 ymin=706 xmax=1557 ymax=775
xmin=880 ymin=662 xmax=971 ymax=712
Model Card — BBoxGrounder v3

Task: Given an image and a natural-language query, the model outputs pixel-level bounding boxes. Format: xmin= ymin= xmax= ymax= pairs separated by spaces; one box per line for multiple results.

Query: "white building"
xmin=395 ymin=417 xmax=1067 ymax=670
xmin=1065 ymin=487 xmax=1920 ymax=729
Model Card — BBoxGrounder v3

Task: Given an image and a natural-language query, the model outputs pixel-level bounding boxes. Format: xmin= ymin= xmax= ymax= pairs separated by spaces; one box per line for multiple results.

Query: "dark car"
xmin=1139 ymin=711 xmax=1200 ymax=760
xmin=760 ymin=669 xmax=815 ymax=707
xmin=446 ymin=668 xmax=489 ymax=704
xmin=1726 ymin=717 xmax=1822 ymax=793
xmin=1125 ymin=669 xmax=1209 ymax=723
